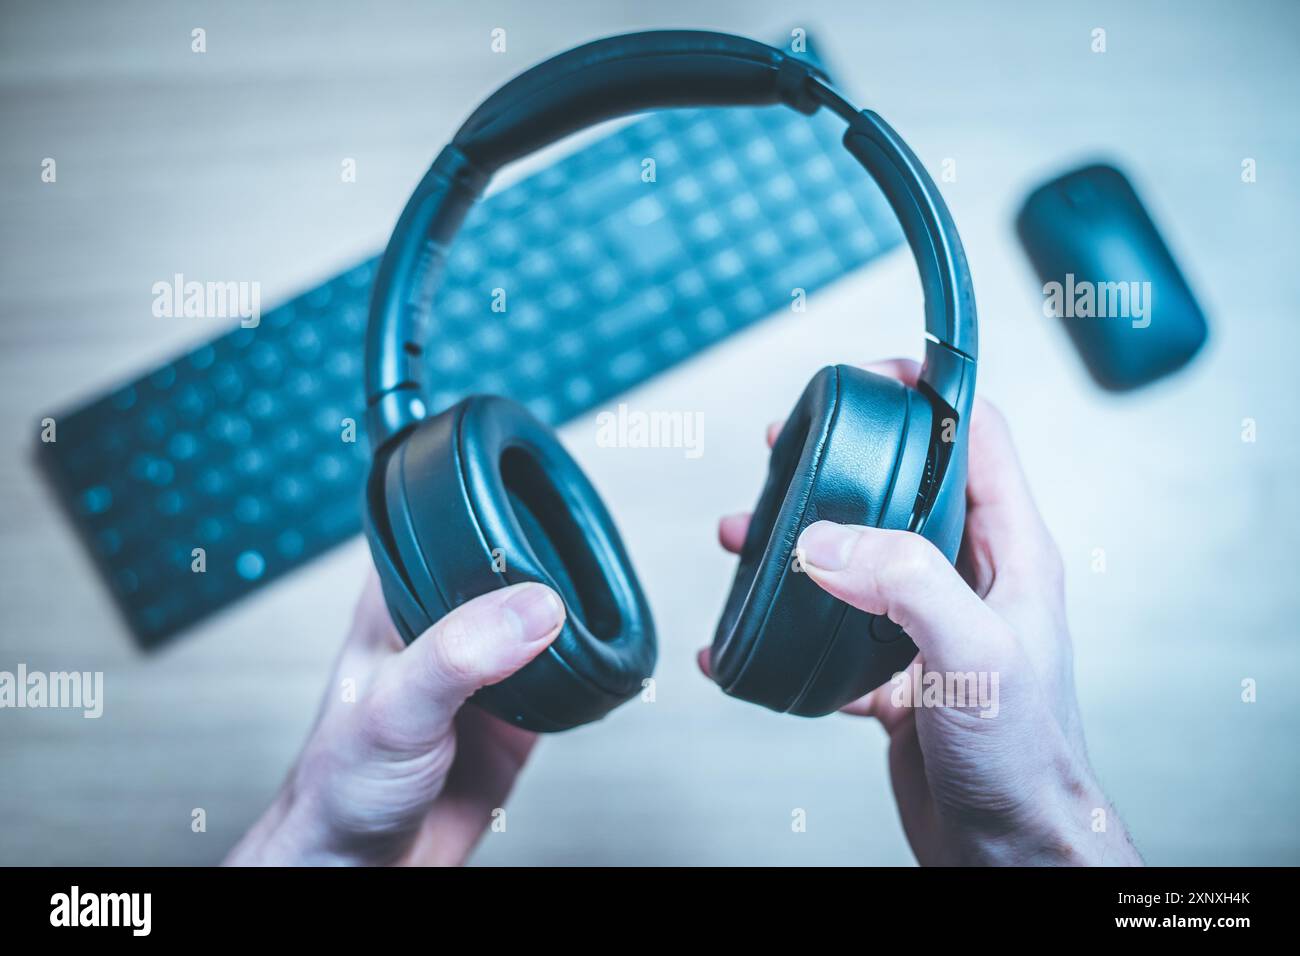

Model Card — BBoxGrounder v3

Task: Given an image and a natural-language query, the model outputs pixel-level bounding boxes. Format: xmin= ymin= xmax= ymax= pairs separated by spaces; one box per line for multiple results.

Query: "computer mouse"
xmin=1016 ymin=163 xmax=1208 ymax=391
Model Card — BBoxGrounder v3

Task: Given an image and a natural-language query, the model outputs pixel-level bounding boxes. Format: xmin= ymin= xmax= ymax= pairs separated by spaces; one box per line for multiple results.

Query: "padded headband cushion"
xmin=710 ymin=365 xmax=933 ymax=712
xmin=397 ymin=396 xmax=655 ymax=724
xmin=453 ymin=30 xmax=823 ymax=172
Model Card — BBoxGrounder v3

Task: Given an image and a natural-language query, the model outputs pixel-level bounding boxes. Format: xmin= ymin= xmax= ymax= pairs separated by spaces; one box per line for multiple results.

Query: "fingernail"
xmin=797 ymin=521 xmax=860 ymax=572
xmin=501 ymin=584 xmax=565 ymax=641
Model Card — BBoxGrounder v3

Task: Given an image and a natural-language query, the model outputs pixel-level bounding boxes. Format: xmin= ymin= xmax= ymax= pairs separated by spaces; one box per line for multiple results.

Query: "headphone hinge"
xmin=367 ymin=386 xmax=427 ymax=453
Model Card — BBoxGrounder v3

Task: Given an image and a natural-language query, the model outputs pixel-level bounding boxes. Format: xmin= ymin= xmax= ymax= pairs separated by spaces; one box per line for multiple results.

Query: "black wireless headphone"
xmin=363 ymin=31 xmax=977 ymax=732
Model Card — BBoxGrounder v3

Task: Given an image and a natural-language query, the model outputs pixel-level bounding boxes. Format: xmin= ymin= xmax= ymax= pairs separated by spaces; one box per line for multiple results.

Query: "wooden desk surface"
xmin=1 ymin=0 xmax=1297 ymax=864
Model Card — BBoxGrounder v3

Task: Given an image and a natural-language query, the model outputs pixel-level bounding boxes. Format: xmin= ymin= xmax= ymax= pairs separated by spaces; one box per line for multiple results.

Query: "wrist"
xmin=954 ymin=767 xmax=1142 ymax=866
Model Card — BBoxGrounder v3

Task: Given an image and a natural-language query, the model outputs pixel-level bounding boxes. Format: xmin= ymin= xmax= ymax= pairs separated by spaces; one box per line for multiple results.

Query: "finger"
xmin=348 ymin=571 xmax=405 ymax=653
xmin=963 ymin=399 xmax=1063 ymax=586
xmin=307 ymin=574 xmax=397 ymax=739
xmin=718 ymin=512 xmax=751 ymax=554
xmin=885 ymin=714 xmax=943 ymax=864
xmin=431 ymin=706 xmax=537 ymax=809
xmin=766 ymin=420 xmax=782 ymax=449
xmin=696 ymin=647 xmax=712 ymax=678
xmin=840 ymin=680 xmax=915 ymax=736
xmin=862 ymin=357 xmax=922 ymax=386
xmin=796 ymin=521 xmax=1015 ymax=675
xmin=372 ymin=706 xmax=541 ymax=867
xmin=361 ymin=583 xmax=565 ymax=753
xmin=966 ymin=400 xmax=1049 ymax=539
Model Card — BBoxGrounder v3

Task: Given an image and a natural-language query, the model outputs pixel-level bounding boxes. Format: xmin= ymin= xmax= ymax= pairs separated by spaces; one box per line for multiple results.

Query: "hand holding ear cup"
xmin=710 ymin=365 xmax=943 ymax=714
xmin=365 ymin=396 xmax=656 ymax=732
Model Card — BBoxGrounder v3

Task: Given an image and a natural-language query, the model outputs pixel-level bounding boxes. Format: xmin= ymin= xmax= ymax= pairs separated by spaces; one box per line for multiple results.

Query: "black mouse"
xmin=1016 ymin=163 xmax=1208 ymax=391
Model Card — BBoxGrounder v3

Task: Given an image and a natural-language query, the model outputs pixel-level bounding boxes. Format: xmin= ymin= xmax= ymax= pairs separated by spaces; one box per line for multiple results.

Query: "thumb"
xmin=796 ymin=521 xmax=1015 ymax=675
xmin=363 ymin=582 xmax=565 ymax=753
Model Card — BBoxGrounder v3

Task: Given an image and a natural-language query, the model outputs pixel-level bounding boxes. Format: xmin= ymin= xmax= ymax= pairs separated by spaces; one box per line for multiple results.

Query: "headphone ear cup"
xmin=383 ymin=395 xmax=656 ymax=732
xmin=710 ymin=364 xmax=934 ymax=715
xmin=363 ymin=439 xmax=435 ymax=643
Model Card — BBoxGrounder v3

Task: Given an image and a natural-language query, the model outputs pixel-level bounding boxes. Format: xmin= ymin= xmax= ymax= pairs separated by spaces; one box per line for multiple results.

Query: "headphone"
xmin=362 ymin=31 xmax=977 ymax=732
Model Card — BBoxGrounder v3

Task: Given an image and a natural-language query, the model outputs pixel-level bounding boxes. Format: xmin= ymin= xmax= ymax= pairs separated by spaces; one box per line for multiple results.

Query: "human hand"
xmin=709 ymin=359 xmax=1141 ymax=866
xmin=225 ymin=574 xmax=565 ymax=866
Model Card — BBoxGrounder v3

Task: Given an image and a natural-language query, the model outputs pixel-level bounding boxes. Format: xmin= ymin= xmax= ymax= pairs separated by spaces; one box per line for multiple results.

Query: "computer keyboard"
xmin=39 ymin=98 xmax=903 ymax=647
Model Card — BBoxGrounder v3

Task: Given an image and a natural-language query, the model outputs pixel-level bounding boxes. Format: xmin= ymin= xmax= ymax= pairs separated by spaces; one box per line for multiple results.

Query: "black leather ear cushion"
xmin=363 ymin=444 xmax=435 ymax=643
xmin=710 ymin=364 xmax=934 ymax=714
xmin=382 ymin=411 xmax=458 ymax=630
xmin=394 ymin=395 xmax=656 ymax=732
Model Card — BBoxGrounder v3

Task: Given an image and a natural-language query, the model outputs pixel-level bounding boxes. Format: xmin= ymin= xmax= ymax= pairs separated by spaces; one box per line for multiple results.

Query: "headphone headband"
xmin=365 ymin=30 xmax=977 ymax=447
xmin=455 ymin=31 xmax=825 ymax=173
